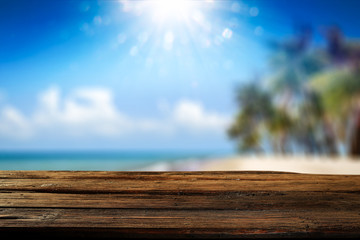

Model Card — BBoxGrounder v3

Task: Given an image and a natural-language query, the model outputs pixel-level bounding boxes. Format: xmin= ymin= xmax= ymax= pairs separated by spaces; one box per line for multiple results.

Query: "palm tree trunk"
xmin=279 ymin=133 xmax=287 ymax=154
xmin=322 ymin=118 xmax=338 ymax=155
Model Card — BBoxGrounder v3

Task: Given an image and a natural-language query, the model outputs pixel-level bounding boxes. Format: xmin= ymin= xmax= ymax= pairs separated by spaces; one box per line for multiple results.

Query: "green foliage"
xmin=268 ymin=51 xmax=328 ymax=94
xmin=268 ymin=109 xmax=293 ymax=134
xmin=227 ymin=26 xmax=352 ymax=155
xmin=310 ymin=69 xmax=360 ymax=116
xmin=299 ymin=52 xmax=329 ymax=76
xmin=228 ymin=84 xmax=273 ymax=152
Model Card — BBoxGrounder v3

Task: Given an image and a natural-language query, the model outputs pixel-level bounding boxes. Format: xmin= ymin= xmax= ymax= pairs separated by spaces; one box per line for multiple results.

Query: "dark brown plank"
xmin=0 ymin=191 xmax=359 ymax=211
xmin=1 ymin=171 xmax=359 ymax=193
xmin=0 ymin=171 xmax=360 ymax=238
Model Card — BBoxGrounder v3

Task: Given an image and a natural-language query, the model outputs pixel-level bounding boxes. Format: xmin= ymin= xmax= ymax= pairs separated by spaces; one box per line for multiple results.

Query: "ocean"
xmin=0 ymin=150 xmax=234 ymax=171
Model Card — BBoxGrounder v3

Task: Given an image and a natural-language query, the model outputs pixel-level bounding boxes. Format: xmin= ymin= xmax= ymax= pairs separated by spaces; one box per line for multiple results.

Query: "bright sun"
xmin=147 ymin=0 xmax=198 ymax=23
xmin=119 ymin=0 xmax=217 ymax=51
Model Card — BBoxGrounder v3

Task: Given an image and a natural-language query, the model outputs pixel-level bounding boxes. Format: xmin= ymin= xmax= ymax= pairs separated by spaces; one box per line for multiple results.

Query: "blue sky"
xmin=0 ymin=0 xmax=359 ymax=151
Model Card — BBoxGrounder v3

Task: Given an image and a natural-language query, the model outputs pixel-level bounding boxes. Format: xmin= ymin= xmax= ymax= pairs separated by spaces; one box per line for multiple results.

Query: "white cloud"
xmin=172 ymin=99 xmax=230 ymax=131
xmin=33 ymin=87 xmax=130 ymax=137
xmin=0 ymin=87 xmax=230 ymax=140
xmin=0 ymin=106 xmax=32 ymax=139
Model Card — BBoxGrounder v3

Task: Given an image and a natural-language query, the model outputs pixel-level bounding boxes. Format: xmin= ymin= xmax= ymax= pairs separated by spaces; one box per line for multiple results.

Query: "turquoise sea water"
xmin=0 ymin=150 xmax=233 ymax=171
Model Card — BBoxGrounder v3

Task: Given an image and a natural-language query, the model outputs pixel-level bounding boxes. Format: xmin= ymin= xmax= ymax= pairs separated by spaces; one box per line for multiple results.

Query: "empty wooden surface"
xmin=0 ymin=171 xmax=360 ymax=238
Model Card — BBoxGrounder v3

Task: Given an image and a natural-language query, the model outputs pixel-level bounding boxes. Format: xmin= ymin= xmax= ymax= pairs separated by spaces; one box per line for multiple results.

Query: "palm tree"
xmin=228 ymin=83 xmax=273 ymax=152
xmin=310 ymin=26 xmax=360 ymax=156
xmin=228 ymin=82 xmax=295 ymax=154
xmin=229 ymin=25 xmax=339 ymax=155
xmin=265 ymin=26 xmax=336 ymax=154
xmin=310 ymin=68 xmax=360 ymax=155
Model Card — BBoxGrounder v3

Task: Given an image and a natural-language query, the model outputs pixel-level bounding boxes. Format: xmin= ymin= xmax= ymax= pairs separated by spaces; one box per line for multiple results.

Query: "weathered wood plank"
xmin=0 ymin=208 xmax=359 ymax=229
xmin=0 ymin=171 xmax=359 ymax=238
xmin=1 ymin=208 xmax=360 ymax=238
xmin=1 ymin=172 xmax=359 ymax=193
xmin=0 ymin=191 xmax=359 ymax=210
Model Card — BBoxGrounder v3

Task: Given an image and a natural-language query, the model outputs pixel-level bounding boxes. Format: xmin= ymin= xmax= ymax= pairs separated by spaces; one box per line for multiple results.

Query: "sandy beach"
xmin=140 ymin=155 xmax=360 ymax=174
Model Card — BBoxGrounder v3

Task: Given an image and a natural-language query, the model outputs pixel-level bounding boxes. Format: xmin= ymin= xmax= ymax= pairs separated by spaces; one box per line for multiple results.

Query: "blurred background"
xmin=1 ymin=0 xmax=360 ymax=173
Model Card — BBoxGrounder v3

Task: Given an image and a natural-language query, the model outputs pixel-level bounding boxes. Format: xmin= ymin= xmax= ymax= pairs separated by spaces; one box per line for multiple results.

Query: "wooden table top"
xmin=1 ymin=171 xmax=360 ymax=238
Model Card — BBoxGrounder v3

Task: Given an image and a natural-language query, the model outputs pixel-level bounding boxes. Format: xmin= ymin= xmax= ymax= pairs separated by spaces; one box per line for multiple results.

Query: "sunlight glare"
xmin=149 ymin=0 xmax=197 ymax=22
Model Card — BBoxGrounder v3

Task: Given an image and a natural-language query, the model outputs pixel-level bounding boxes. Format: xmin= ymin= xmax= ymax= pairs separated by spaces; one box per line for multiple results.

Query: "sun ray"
xmin=147 ymin=0 xmax=197 ymax=23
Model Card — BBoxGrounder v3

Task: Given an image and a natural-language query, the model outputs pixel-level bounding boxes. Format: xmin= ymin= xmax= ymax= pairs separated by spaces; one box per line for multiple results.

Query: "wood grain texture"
xmin=0 ymin=171 xmax=360 ymax=238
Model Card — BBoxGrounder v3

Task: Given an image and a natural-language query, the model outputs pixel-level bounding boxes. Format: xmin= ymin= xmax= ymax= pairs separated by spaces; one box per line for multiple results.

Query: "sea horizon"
xmin=0 ymin=149 xmax=235 ymax=171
